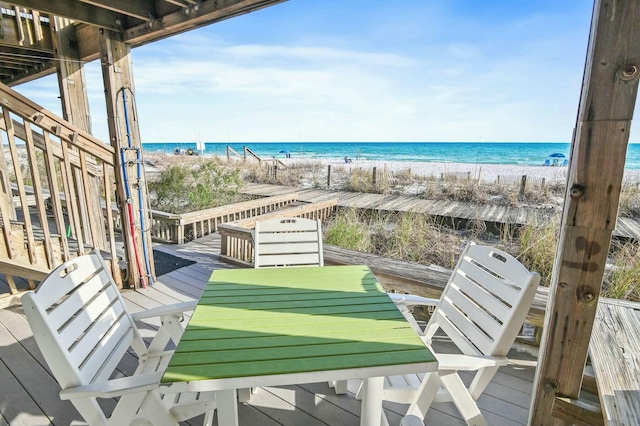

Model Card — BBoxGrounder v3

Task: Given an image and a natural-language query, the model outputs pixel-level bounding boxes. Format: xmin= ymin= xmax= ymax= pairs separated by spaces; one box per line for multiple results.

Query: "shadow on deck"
xmin=0 ymin=233 xmax=536 ymax=426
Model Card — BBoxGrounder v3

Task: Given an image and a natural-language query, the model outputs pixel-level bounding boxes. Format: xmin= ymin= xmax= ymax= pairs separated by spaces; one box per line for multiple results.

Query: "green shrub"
xmin=324 ymin=208 xmax=370 ymax=251
xmin=148 ymin=160 xmax=243 ymax=213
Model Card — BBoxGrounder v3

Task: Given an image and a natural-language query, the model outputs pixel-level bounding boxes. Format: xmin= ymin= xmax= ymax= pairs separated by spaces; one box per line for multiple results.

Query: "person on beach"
xmin=344 ymin=156 xmax=352 ymax=163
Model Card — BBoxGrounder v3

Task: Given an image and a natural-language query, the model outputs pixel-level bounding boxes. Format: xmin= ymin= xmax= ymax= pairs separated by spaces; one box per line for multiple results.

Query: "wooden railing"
xmin=218 ymin=199 xmax=338 ymax=265
xmin=149 ymin=192 xmax=300 ymax=244
xmin=0 ymin=82 xmax=120 ymax=307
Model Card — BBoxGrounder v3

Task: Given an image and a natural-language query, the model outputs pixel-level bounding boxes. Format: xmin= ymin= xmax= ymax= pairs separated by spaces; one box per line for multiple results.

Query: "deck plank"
xmin=0 ymin=236 xmax=538 ymax=426
xmin=0 ymin=309 xmax=72 ymax=425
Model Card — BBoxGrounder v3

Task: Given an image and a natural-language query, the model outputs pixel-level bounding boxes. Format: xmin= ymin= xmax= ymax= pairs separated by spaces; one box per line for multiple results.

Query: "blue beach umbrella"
xmin=549 ymin=153 xmax=565 ymax=158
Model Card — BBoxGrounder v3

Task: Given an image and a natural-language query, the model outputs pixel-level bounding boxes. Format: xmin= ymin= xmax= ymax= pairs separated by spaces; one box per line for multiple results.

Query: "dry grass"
xmin=144 ymin=154 xmax=640 ymax=301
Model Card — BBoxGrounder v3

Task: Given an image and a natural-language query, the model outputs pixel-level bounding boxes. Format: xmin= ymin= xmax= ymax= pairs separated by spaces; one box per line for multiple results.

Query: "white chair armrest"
xmin=389 ymin=293 xmax=439 ymax=307
xmin=436 ymin=354 xmax=508 ymax=371
xmin=59 ymin=372 xmax=163 ymax=400
xmin=131 ymin=301 xmax=197 ymax=321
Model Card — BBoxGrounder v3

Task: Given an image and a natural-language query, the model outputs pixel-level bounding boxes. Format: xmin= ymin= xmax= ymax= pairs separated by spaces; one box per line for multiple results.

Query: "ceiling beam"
xmin=76 ymin=0 xmax=155 ymax=22
xmin=8 ymin=0 xmax=128 ymax=31
xmin=125 ymin=0 xmax=286 ymax=46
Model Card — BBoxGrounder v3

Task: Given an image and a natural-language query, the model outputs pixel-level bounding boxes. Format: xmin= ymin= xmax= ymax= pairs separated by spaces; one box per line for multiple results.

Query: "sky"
xmin=17 ymin=0 xmax=636 ymax=143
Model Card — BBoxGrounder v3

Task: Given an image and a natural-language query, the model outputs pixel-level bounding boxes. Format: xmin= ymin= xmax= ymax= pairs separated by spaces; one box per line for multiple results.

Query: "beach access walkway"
xmin=240 ymin=183 xmax=640 ymax=241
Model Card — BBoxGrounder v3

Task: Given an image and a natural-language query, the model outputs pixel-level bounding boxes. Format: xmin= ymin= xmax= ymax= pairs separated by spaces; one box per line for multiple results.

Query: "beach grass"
xmin=144 ymin=153 xmax=640 ymax=301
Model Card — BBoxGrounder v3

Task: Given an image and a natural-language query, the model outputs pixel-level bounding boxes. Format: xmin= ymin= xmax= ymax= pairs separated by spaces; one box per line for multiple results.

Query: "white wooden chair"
xmin=253 ymin=217 xmax=324 ymax=268
xmin=384 ymin=242 xmax=540 ymax=426
xmin=21 ymin=250 xmax=216 ymax=425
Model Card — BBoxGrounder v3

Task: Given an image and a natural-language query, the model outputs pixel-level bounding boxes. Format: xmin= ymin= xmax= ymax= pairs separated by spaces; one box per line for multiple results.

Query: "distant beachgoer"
xmin=344 ymin=156 xmax=352 ymax=163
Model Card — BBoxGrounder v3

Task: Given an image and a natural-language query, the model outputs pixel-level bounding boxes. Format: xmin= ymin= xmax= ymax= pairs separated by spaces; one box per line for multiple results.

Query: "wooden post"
xmin=372 ymin=167 xmax=377 ymax=186
xmin=327 ymin=165 xmax=332 ymax=187
xmin=520 ymin=175 xmax=527 ymax=196
xmin=99 ymin=29 xmax=154 ymax=288
xmin=51 ymin=18 xmax=108 ymax=253
xmin=529 ymin=0 xmax=640 ymax=423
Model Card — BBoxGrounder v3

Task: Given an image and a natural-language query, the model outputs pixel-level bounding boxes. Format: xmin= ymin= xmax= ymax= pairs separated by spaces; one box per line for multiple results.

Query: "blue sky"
xmin=19 ymin=0 xmax=634 ymax=143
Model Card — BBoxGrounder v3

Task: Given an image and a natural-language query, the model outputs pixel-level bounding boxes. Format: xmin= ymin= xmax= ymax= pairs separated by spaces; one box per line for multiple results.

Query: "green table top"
xmin=162 ymin=265 xmax=436 ymax=386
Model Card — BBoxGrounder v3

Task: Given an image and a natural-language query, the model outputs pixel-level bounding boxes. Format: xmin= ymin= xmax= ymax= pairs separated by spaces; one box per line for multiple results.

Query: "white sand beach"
xmin=312 ymin=158 xmax=571 ymax=183
xmin=144 ymin=153 xmax=640 ymax=185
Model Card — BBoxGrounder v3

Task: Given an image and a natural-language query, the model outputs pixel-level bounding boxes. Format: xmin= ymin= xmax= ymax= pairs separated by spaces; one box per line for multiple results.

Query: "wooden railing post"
xmin=520 ymin=175 xmax=527 ymax=196
xmin=529 ymin=0 xmax=640 ymax=423
xmin=99 ymin=29 xmax=154 ymax=288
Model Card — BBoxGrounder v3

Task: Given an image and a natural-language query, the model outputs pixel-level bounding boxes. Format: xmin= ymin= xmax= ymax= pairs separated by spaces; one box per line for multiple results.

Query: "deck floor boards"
xmin=0 ymin=234 xmax=536 ymax=425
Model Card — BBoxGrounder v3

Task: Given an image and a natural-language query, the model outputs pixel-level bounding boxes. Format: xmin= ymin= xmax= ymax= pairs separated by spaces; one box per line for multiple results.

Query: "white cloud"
xmin=13 ymin=1 xmax=640 ymax=143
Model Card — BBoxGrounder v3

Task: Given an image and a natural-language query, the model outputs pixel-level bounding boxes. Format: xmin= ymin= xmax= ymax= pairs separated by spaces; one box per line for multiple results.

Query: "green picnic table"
xmin=161 ymin=265 xmax=437 ymax=426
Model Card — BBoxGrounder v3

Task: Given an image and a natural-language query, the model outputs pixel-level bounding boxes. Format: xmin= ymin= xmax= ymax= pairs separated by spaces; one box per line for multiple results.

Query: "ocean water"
xmin=141 ymin=142 xmax=640 ymax=170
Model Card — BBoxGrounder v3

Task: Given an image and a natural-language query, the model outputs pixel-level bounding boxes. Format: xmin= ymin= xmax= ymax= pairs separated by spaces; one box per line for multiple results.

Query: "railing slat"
xmin=59 ymin=135 xmax=85 ymax=255
xmin=43 ymin=131 xmax=70 ymax=261
xmin=3 ymin=108 xmax=37 ymax=264
xmin=24 ymin=121 xmax=56 ymax=268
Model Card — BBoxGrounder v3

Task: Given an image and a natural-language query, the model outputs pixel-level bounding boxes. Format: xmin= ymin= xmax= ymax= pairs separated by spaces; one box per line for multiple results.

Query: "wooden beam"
xmin=51 ymin=18 xmax=92 ymax=133
xmin=529 ymin=0 xmax=640 ymax=423
xmin=10 ymin=0 xmax=127 ymax=31
xmin=552 ymin=397 xmax=603 ymax=426
xmin=76 ymin=0 xmax=155 ymax=22
xmin=125 ymin=0 xmax=286 ymax=45
xmin=98 ymin=29 xmax=153 ymax=288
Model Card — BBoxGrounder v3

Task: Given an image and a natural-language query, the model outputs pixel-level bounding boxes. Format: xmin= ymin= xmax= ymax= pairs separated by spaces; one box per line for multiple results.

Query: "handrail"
xmin=226 ymin=145 xmax=242 ymax=161
xmin=0 ymin=81 xmax=121 ymax=303
xmin=149 ymin=192 xmax=300 ymax=244
xmin=244 ymin=146 xmax=262 ymax=163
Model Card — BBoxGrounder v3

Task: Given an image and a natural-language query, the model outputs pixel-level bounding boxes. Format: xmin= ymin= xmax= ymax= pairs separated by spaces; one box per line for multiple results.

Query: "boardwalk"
xmin=0 ymin=234 xmax=537 ymax=425
xmin=241 ymin=183 xmax=640 ymax=240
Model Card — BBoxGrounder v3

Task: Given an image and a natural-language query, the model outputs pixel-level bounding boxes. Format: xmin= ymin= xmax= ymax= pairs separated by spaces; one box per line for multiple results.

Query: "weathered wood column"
xmin=52 ymin=18 xmax=91 ymax=133
xmin=51 ymin=17 xmax=110 ymax=258
xmin=98 ymin=28 xmax=154 ymax=288
xmin=529 ymin=0 xmax=640 ymax=424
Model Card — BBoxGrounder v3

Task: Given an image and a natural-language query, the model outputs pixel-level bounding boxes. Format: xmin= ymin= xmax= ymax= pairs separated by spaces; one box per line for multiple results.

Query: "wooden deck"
xmin=0 ymin=234 xmax=537 ymax=425
xmin=240 ymin=183 xmax=640 ymax=241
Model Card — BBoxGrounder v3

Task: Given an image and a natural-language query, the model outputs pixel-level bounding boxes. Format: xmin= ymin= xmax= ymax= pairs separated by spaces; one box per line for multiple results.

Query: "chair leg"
xmin=329 ymin=380 xmax=349 ymax=394
xmin=439 ymin=371 xmax=488 ymax=426
xmin=403 ymin=372 xmax=441 ymax=421
xmin=238 ymin=387 xmax=252 ymax=402
xmin=468 ymin=366 xmax=499 ymax=401
xmin=203 ymin=410 xmax=215 ymax=426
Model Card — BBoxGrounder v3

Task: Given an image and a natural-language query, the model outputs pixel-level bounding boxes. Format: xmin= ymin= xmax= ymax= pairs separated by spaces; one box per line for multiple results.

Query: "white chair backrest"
xmin=254 ymin=217 xmax=324 ymax=268
xmin=22 ymin=251 xmax=144 ymax=390
xmin=424 ymin=242 xmax=540 ymax=357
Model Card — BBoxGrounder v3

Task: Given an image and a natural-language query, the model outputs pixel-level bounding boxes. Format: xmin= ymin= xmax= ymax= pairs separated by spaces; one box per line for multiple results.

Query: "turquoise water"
xmin=141 ymin=142 xmax=640 ymax=169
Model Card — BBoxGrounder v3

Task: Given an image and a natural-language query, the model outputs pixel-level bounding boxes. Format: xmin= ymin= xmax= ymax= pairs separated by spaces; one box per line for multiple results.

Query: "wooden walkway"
xmin=0 ymin=234 xmax=537 ymax=426
xmin=241 ymin=183 xmax=640 ymax=240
